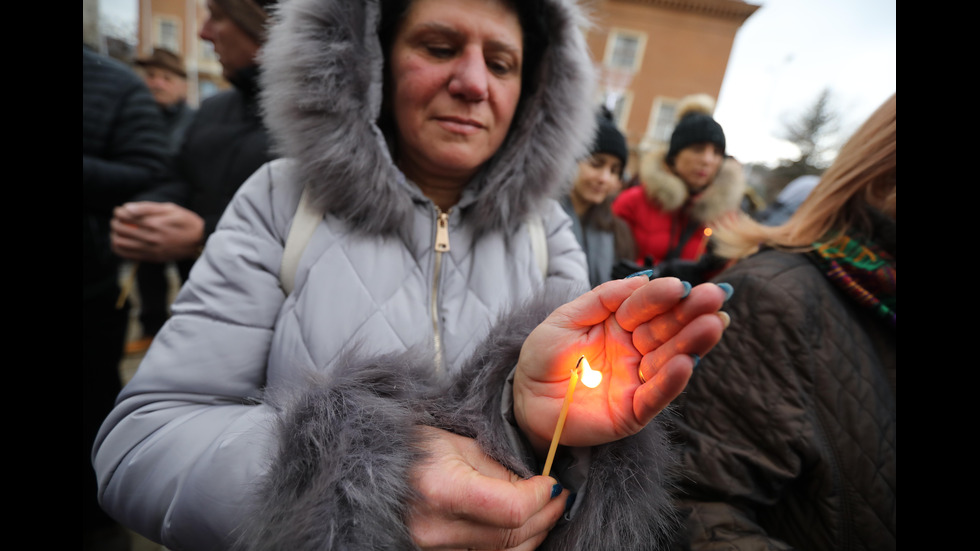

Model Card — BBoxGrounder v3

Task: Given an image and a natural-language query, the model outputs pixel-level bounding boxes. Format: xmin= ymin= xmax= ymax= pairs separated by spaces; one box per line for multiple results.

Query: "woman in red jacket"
xmin=612 ymin=94 xmax=744 ymax=284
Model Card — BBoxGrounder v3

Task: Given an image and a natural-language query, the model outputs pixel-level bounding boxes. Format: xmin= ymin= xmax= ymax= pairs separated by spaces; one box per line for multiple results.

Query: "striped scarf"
xmin=810 ymin=233 xmax=896 ymax=329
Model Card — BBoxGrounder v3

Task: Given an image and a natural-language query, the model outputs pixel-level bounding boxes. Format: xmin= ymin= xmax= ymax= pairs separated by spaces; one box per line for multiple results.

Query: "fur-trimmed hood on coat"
xmin=258 ymin=0 xmax=598 ymax=237
xmin=636 ymin=148 xmax=746 ymax=224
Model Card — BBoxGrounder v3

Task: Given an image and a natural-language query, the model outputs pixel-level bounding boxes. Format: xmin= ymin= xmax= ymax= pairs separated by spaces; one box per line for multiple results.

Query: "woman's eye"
xmin=487 ymin=59 xmax=514 ymax=76
xmin=426 ymin=45 xmax=455 ymax=58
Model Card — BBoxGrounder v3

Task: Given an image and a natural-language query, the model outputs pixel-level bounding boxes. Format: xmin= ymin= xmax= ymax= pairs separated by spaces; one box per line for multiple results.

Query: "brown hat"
xmin=135 ymin=48 xmax=187 ymax=79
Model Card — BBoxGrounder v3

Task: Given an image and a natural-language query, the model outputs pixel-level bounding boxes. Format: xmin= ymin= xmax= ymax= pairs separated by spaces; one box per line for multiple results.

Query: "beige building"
xmin=133 ymin=0 xmax=759 ymax=172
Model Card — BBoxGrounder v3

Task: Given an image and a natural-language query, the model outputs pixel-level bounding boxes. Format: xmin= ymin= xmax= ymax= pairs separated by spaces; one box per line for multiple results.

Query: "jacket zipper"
xmin=431 ymin=208 xmax=451 ymax=374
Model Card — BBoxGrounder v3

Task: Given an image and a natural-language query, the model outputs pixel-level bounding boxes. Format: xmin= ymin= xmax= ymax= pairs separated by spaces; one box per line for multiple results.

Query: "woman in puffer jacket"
xmin=92 ymin=1 xmax=732 ymax=549
xmin=668 ymin=93 xmax=896 ymax=550
xmin=612 ymin=94 xmax=745 ymax=285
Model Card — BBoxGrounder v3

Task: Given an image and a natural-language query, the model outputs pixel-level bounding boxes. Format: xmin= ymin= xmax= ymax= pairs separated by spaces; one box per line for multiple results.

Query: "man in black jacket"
xmin=83 ymin=44 xmax=171 ymax=549
xmin=109 ymin=0 xmax=279 ymax=284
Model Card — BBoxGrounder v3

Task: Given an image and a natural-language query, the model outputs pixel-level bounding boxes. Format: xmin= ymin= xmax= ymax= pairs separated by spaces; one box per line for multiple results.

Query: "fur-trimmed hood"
xmin=636 ymin=148 xmax=746 ymax=224
xmin=258 ymin=0 xmax=597 ymax=237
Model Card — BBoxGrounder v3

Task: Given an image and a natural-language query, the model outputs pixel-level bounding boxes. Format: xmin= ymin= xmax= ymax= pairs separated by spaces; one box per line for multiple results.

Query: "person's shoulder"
xmin=198 ymin=88 xmax=243 ymax=110
xmin=83 ymin=46 xmax=143 ymax=89
xmin=722 ymin=249 xmax=814 ymax=280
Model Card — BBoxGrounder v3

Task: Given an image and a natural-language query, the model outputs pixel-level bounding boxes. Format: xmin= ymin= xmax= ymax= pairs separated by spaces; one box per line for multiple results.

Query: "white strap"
xmin=527 ymin=213 xmax=548 ymax=279
xmin=281 ymin=193 xmax=546 ymax=293
xmin=280 ymin=185 xmax=321 ymax=295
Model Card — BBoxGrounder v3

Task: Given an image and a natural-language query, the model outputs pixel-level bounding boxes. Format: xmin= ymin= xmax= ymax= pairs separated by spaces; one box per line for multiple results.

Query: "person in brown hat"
xmin=126 ymin=48 xmax=199 ymax=355
xmin=135 ymin=48 xmax=196 ymax=153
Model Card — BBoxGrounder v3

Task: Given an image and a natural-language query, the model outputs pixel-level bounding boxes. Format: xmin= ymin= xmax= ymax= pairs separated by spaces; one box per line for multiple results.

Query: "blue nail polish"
xmin=564 ymin=492 xmax=577 ymax=514
xmin=551 ymin=483 xmax=563 ymax=498
xmin=717 ymin=282 xmax=734 ymax=301
xmin=680 ymin=281 xmax=692 ymax=298
xmin=690 ymin=354 xmax=701 ymax=369
xmin=625 ymin=269 xmax=654 ymax=280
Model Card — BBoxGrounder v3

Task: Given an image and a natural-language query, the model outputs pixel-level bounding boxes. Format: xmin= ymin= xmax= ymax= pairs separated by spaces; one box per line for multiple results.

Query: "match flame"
xmin=579 ymin=356 xmax=602 ymax=388
xmin=704 ymin=227 xmax=713 ymax=237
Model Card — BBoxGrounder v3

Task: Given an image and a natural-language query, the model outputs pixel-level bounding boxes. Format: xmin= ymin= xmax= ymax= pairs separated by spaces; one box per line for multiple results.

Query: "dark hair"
xmin=376 ymin=0 xmax=549 ymax=138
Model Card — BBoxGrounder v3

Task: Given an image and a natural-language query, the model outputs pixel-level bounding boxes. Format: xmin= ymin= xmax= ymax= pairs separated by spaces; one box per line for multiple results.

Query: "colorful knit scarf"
xmin=810 ymin=233 xmax=896 ymax=329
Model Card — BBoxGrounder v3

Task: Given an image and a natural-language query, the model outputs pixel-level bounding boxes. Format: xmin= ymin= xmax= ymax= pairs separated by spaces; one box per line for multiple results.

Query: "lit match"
xmin=541 ymin=355 xmax=602 ymax=477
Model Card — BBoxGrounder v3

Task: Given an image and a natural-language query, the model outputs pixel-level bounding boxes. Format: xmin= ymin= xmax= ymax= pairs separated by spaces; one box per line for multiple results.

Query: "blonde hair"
xmin=712 ymin=93 xmax=896 ymax=259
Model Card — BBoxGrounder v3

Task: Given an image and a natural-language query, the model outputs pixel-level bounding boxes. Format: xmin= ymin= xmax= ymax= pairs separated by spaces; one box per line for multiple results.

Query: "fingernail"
xmin=690 ymin=354 xmax=701 ymax=369
xmin=551 ymin=483 xmax=563 ymax=498
xmin=564 ymin=492 xmax=577 ymax=514
xmin=717 ymin=311 xmax=731 ymax=328
xmin=717 ymin=282 xmax=734 ymax=301
xmin=680 ymin=281 xmax=692 ymax=298
xmin=625 ymin=269 xmax=655 ymax=280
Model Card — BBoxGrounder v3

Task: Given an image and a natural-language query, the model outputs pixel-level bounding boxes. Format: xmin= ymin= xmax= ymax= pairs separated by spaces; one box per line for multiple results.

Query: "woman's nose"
xmin=448 ymin=48 xmax=489 ymax=101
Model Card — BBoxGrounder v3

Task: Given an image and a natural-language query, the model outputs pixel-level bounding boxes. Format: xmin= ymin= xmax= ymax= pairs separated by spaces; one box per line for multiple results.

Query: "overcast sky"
xmin=713 ymin=0 xmax=896 ymax=166
xmin=99 ymin=0 xmax=896 ymax=167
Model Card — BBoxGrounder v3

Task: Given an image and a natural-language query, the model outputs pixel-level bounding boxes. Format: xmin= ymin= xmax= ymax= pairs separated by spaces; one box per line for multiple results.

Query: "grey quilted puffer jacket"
xmin=668 ymin=249 xmax=896 ymax=550
xmin=93 ymin=1 xmax=687 ymax=549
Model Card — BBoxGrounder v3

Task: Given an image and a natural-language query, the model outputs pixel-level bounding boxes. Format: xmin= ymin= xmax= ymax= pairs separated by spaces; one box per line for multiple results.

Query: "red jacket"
xmin=612 ymin=185 xmax=708 ymax=265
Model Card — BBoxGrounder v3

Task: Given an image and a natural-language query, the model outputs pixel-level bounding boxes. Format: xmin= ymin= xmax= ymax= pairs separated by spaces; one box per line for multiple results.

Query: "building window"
xmin=603 ymin=29 xmax=646 ymax=73
xmin=155 ymin=17 xmax=180 ymax=52
xmin=651 ymin=99 xmax=678 ymax=144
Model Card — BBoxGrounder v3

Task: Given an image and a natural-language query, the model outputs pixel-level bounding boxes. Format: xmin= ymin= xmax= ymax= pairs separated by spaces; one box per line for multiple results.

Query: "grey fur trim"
xmin=639 ymin=151 xmax=746 ymax=223
xmin=234 ymin=349 xmax=444 ymax=550
xmin=258 ymin=0 xmax=597 ymax=237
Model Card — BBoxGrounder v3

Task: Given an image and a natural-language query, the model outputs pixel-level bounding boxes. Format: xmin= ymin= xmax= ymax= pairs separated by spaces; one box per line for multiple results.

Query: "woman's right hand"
xmin=407 ymin=426 xmax=569 ymax=550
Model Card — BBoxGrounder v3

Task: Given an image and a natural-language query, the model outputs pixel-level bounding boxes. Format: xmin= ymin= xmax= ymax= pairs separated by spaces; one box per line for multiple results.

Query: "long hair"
xmin=712 ymin=93 xmax=896 ymax=259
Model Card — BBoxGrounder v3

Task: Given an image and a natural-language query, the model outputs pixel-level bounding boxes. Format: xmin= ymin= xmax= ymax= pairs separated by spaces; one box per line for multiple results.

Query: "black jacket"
xmin=668 ymin=244 xmax=896 ymax=550
xmin=83 ymin=45 xmax=171 ymax=302
xmin=138 ymin=64 xmax=275 ymax=280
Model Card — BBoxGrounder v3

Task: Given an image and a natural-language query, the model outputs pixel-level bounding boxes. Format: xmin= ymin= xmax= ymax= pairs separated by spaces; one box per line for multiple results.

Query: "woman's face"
xmin=673 ymin=142 xmax=723 ymax=195
xmin=571 ymin=153 xmax=622 ymax=206
xmin=388 ymin=0 xmax=523 ymax=185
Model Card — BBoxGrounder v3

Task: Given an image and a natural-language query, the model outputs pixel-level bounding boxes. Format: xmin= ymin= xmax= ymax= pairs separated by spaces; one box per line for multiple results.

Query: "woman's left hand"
xmin=512 ymin=277 xmax=730 ymax=457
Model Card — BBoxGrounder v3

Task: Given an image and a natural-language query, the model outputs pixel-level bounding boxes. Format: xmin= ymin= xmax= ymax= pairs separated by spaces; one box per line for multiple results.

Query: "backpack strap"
xmin=527 ymin=213 xmax=548 ymax=279
xmin=280 ymin=184 xmax=321 ymax=295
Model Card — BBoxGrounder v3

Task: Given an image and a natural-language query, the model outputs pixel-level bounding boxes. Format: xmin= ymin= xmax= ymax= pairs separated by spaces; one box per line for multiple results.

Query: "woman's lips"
xmin=436 ymin=116 xmax=484 ymax=135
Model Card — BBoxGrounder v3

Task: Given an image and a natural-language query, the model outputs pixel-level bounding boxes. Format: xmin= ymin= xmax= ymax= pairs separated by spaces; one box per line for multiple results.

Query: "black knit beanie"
xmin=666 ymin=112 xmax=726 ymax=166
xmin=592 ymin=109 xmax=628 ymax=176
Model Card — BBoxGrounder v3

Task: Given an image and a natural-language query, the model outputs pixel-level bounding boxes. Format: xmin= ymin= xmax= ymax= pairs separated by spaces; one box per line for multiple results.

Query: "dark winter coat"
xmin=667 ymin=244 xmax=896 ymax=550
xmin=83 ymin=45 xmax=171 ymax=302
xmin=159 ymin=99 xmax=197 ymax=155
xmin=93 ymin=2 xmax=685 ymax=549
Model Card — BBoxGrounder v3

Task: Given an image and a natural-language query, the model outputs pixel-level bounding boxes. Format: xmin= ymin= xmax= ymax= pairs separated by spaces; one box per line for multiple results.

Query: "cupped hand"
xmin=110 ymin=201 xmax=205 ymax=262
xmin=407 ymin=426 xmax=569 ymax=550
xmin=512 ymin=277 xmax=730 ymax=457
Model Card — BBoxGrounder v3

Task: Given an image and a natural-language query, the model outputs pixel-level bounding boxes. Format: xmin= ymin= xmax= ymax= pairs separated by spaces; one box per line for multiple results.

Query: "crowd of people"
xmin=83 ymin=0 xmax=895 ymax=549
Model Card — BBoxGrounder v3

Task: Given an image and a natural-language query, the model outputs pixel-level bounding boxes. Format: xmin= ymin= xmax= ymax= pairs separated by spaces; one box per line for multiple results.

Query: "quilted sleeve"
xmin=92 ymin=162 xmax=297 ymax=550
xmin=667 ymin=256 xmax=820 ymax=550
